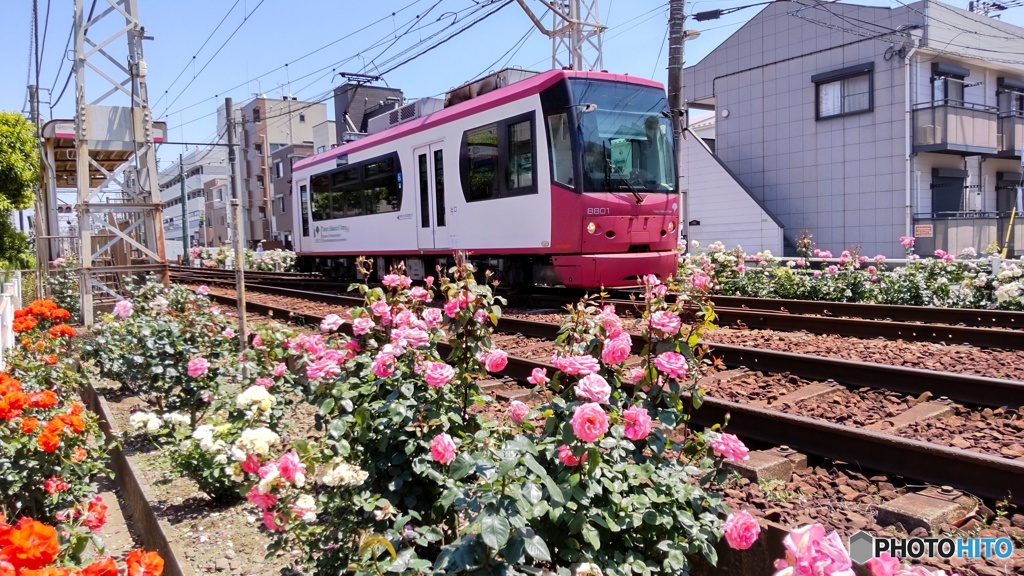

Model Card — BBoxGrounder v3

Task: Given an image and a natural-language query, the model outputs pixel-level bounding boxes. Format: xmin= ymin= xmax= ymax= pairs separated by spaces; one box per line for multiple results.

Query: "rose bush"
xmin=230 ymin=259 xmax=756 ymax=575
xmin=682 ymin=239 xmax=1023 ymax=310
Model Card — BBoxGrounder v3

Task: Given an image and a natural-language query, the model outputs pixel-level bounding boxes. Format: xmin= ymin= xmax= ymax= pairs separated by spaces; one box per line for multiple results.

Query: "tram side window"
xmin=459 ymin=113 xmax=537 ymax=202
xmin=463 ymin=124 xmax=499 ymax=201
xmin=546 ymin=113 xmax=573 ymax=187
xmin=309 ymin=152 xmax=402 ymax=222
xmin=311 ymin=174 xmax=330 ymax=221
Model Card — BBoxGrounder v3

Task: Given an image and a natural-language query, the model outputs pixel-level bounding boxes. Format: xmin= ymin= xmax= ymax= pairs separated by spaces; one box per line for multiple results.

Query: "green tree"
xmin=0 ymin=111 xmax=39 ymax=269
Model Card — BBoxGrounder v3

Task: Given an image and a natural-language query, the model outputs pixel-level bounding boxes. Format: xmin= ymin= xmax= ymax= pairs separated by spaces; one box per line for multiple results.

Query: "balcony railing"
xmin=997 ymin=110 xmax=1024 ymax=157
xmin=913 ymin=101 xmax=998 ymax=155
xmin=913 ymin=213 xmax=1023 ymax=257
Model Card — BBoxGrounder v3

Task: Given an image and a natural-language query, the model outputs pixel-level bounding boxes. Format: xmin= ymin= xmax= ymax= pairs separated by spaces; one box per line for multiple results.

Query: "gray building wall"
xmin=270 ymin=143 xmax=313 ymax=248
xmin=158 ymin=147 xmax=228 ymax=259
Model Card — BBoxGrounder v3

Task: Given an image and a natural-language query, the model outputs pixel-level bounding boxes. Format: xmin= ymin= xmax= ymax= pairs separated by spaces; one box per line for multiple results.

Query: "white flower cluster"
xmin=319 ymin=460 xmax=369 ymax=487
xmin=193 ymin=424 xmax=230 ymax=453
xmin=129 ymin=411 xmax=190 ymax=434
xmin=292 ymin=494 xmax=317 ymax=522
xmin=235 ymin=426 xmax=280 ymax=456
xmin=236 ymin=385 xmax=276 ymax=416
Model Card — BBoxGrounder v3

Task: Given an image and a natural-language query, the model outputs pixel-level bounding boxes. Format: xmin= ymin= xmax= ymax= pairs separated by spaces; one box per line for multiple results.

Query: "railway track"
xmin=200 ymin=284 xmax=1024 ymax=507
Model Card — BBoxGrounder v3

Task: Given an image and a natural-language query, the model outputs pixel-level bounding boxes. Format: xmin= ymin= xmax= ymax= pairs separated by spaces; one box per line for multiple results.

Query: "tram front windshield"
xmin=570 ymin=79 xmax=675 ymax=193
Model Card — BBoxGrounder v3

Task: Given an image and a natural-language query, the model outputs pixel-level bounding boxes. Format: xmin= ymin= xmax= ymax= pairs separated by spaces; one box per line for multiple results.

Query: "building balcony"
xmin=912 ymin=212 xmax=1022 ymax=258
xmin=996 ymin=111 xmax=1024 ymax=158
xmin=912 ymin=101 xmax=998 ymax=155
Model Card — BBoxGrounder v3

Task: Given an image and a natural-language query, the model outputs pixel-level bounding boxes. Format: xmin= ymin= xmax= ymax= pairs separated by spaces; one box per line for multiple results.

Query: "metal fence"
xmin=0 ymin=271 xmax=23 ymax=371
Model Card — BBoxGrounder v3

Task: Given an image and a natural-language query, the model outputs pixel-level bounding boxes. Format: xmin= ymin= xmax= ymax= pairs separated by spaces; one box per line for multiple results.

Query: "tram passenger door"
xmin=414 ymin=143 xmax=449 ymax=251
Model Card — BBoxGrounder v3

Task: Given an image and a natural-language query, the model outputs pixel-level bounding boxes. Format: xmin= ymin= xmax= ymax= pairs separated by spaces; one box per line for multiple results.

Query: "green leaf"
xmin=522 ymin=482 xmax=542 ymax=505
xmin=319 ymin=398 xmax=335 ymax=415
xmin=481 ymin=514 xmax=511 ymax=550
xmin=448 ymin=455 xmax=472 ymax=480
xmin=524 ymin=534 xmax=552 ymax=562
xmin=521 ymin=453 xmax=550 ymax=481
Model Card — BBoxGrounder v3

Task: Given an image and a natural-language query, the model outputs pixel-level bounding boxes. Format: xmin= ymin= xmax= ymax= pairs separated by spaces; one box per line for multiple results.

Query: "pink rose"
xmin=622 ymin=405 xmax=652 ymax=441
xmin=690 ymin=273 xmax=713 ymax=291
xmin=197 ymin=285 xmax=210 ymax=295
xmin=303 ymin=334 xmax=326 ymax=357
xmin=575 ymin=374 xmax=611 ymax=404
xmin=306 ymin=357 xmax=340 ymax=381
xmin=263 ymin=511 xmax=285 ymax=532
xmin=278 ymin=451 xmax=306 ymax=485
xmin=255 ymin=377 xmax=274 ymax=389
xmin=483 ymin=349 xmax=508 ymax=373
xmin=709 ymin=432 xmax=749 ymax=463
xmin=320 ymin=314 xmax=344 ymax=332
xmin=352 ymin=316 xmax=375 ymax=336
xmin=774 ymin=524 xmax=855 ymax=576
xmin=557 ymin=444 xmax=586 ymax=467
xmin=252 ymin=334 xmax=264 ymax=348
xmin=273 ymin=363 xmax=287 ymax=377
xmin=627 ymin=366 xmax=646 ymax=385
xmin=223 ymin=328 xmax=235 ymax=339
xmin=391 ymin=326 xmax=429 ymax=349
xmin=187 ymin=357 xmax=210 ymax=378
xmin=113 ymin=300 xmax=134 ymax=319
xmin=649 ymin=311 xmax=682 ymax=336
xmin=865 ymin=553 xmax=901 ymax=576
xmin=370 ymin=300 xmax=392 ymax=324
xmin=409 ymin=286 xmax=430 ymax=302
xmin=653 ymin=352 xmax=688 ymax=379
xmin=382 ymin=274 xmax=412 ymax=288
xmin=552 ymin=353 xmax=600 ymax=376
xmin=423 ymin=361 xmax=455 ymax=388
xmin=443 ymin=298 xmax=461 ymax=318
xmin=527 ymin=367 xmax=549 ymax=385
xmin=246 ymin=485 xmax=278 ymax=510
xmin=900 ymin=236 xmax=915 ymax=248
xmin=571 ymin=402 xmax=609 ymax=443
xmin=372 ymin=352 xmax=396 ymax=378
xmin=422 ymin=308 xmax=443 ymax=328
xmin=597 ymin=305 xmax=623 ymax=337
xmin=241 ymin=453 xmax=261 ymax=474
xmin=723 ymin=510 xmax=760 ymax=550
xmin=601 ymin=332 xmax=631 ymax=365
xmin=430 ymin=433 xmax=457 ymax=465
xmin=507 ymin=400 xmax=529 ymax=424
xmin=424 ymin=276 xmax=434 ymax=285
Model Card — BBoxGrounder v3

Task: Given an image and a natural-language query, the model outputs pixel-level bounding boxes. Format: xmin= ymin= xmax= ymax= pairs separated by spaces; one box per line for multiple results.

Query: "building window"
xmin=317 ymin=145 xmax=326 ymax=154
xmin=459 ymin=113 xmax=537 ymax=202
xmin=299 ymin=114 xmax=306 ymax=123
xmin=277 ymin=197 xmax=286 ymax=214
xmin=255 ymin=143 xmax=263 ymax=156
xmin=275 ymin=161 xmax=284 ymax=179
xmin=931 ymin=62 xmax=969 ymax=106
xmin=812 ymin=63 xmax=873 ymax=120
xmin=257 ymin=175 xmax=265 ymax=189
xmin=931 ymin=167 xmax=968 ymax=218
xmin=252 ymin=107 xmax=261 ymax=123
xmin=997 ymin=77 xmax=1024 ymax=114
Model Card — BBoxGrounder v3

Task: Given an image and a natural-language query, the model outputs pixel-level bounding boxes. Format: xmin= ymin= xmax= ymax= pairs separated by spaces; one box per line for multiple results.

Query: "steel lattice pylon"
xmin=516 ymin=0 xmax=606 ymax=70
xmin=73 ymin=0 xmax=166 ymax=324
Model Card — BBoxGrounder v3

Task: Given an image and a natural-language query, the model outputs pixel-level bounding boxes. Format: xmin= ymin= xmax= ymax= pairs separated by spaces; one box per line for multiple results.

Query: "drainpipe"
xmin=904 ymin=47 xmax=918 ymax=240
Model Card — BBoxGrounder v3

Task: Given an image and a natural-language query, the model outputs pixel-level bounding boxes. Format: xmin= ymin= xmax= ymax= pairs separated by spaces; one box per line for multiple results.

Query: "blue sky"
xmin=4 ymin=0 xmax=1021 ymax=168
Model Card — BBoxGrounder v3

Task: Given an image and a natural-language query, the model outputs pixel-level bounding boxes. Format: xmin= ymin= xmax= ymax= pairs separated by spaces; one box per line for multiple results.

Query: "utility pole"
xmin=28 ymin=84 xmax=47 ymax=298
xmin=225 ymin=97 xmax=248 ymax=356
xmin=668 ymin=0 xmax=687 ymax=250
xmin=179 ymin=153 xmax=190 ymax=265
xmin=515 ymin=0 xmax=606 ymax=70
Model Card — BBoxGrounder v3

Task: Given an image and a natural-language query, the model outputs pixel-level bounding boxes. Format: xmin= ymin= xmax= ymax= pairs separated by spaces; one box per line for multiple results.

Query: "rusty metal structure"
xmin=63 ymin=0 xmax=167 ymax=324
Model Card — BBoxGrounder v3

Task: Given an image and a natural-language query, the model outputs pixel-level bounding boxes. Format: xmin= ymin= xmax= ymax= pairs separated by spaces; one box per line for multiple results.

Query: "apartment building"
xmin=157 ymin=147 xmax=228 ymax=259
xmin=683 ymin=0 xmax=1024 ymax=257
xmin=235 ymin=96 xmax=327 ymax=247
xmin=269 ymin=142 xmax=314 ymax=249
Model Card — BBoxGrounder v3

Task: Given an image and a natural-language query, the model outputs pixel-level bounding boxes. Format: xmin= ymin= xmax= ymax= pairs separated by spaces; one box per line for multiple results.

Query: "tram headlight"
xmin=586 ymin=222 xmax=597 ymax=234
xmin=667 ymin=221 xmax=676 ymax=232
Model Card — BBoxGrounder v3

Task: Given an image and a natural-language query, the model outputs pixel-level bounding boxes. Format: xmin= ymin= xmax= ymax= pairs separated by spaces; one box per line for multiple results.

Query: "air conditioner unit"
xmin=919 ymin=125 xmax=936 ymax=145
xmin=366 ymin=98 xmax=444 ymax=135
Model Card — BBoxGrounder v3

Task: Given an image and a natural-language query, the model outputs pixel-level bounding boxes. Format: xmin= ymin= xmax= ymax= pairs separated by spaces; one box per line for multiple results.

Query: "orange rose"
xmin=72 ymin=447 xmax=88 ymax=462
xmin=0 ymin=518 xmax=59 ymax=569
xmin=70 ymin=403 xmax=83 ymax=417
xmin=125 ymin=550 xmax=164 ymax=576
xmin=51 ymin=309 xmax=71 ymax=322
xmin=28 ymin=391 xmax=58 ymax=410
xmin=81 ymin=557 xmax=118 ymax=576
xmin=37 ymin=432 xmax=60 ymax=453
xmin=47 ymin=325 xmax=75 ymax=339
xmin=42 ymin=355 xmax=58 ymax=366
xmin=21 ymin=418 xmax=38 ymax=434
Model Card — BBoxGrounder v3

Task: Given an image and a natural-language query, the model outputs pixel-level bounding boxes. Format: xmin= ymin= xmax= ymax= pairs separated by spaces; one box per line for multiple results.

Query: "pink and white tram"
xmin=290 ymin=69 xmax=680 ymax=288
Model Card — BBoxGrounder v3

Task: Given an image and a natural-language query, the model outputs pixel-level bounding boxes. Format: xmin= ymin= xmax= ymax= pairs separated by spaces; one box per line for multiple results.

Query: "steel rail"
xmin=712 ymin=307 xmax=1024 ymax=350
xmin=206 ymin=291 xmax=1024 ymax=507
xmin=710 ymin=295 xmax=1024 ymax=330
xmin=210 ymin=284 xmax=1024 ymax=408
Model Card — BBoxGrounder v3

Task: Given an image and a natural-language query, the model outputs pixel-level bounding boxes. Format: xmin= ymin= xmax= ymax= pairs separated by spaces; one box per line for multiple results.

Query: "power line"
xmin=158 ymin=0 xmax=428 ymax=121
xmin=151 ymin=0 xmax=242 ymax=112
xmin=156 ymin=0 xmax=269 ymax=120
